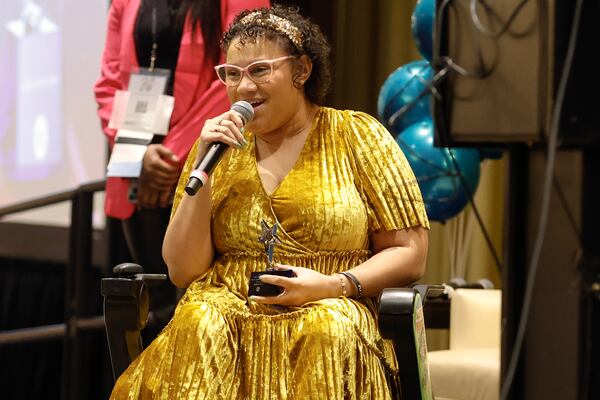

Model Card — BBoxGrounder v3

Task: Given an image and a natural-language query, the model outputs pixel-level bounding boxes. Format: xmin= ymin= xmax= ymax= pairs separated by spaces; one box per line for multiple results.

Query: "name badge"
xmin=106 ymin=68 xmax=174 ymax=178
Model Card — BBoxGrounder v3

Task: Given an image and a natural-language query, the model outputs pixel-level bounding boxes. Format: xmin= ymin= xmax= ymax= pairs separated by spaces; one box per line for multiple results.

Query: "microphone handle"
xmin=184 ymin=142 xmax=229 ymax=196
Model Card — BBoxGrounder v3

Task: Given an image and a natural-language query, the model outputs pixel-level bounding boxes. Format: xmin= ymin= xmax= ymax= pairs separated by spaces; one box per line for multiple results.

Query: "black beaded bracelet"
xmin=338 ymin=271 xmax=363 ymax=299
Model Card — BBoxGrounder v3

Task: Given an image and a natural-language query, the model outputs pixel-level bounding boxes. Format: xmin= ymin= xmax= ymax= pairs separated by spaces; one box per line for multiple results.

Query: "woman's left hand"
xmin=250 ymin=264 xmax=340 ymax=306
xmin=136 ymin=181 xmax=173 ymax=209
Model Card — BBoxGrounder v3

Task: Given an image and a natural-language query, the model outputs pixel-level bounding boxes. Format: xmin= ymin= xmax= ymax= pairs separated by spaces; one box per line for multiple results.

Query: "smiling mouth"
xmin=248 ymin=100 xmax=265 ymax=108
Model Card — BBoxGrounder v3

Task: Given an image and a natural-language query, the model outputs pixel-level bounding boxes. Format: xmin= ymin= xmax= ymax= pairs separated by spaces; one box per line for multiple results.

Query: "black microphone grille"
xmin=231 ymin=101 xmax=254 ymax=125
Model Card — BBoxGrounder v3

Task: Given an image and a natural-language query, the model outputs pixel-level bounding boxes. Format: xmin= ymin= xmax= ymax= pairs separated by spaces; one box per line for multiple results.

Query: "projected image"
xmin=2 ymin=1 xmax=62 ymax=180
xmin=0 ymin=0 xmax=108 ymax=225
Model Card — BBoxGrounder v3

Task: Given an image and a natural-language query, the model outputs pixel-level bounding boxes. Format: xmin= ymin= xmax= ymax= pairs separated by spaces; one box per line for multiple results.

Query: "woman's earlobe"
xmin=293 ymin=78 xmax=305 ymax=89
xmin=292 ymin=73 xmax=307 ymax=89
xmin=293 ymin=55 xmax=312 ymax=88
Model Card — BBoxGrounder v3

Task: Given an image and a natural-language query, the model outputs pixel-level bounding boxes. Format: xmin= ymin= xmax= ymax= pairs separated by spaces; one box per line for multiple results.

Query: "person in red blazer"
xmin=94 ymin=0 xmax=269 ymax=340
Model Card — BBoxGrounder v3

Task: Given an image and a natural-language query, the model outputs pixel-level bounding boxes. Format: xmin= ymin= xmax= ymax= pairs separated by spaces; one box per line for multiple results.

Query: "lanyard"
xmin=149 ymin=0 xmax=158 ymax=71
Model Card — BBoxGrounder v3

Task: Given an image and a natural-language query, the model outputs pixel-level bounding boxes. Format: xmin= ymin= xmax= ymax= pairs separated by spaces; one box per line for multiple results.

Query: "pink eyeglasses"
xmin=215 ymin=56 xmax=297 ymax=87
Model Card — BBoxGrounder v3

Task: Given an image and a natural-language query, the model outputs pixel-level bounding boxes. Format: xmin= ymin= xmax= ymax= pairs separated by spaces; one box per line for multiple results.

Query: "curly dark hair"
xmin=221 ymin=5 xmax=332 ymax=105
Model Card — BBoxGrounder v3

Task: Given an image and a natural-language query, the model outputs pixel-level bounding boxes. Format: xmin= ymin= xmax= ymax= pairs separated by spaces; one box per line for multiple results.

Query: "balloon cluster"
xmin=377 ymin=0 xmax=499 ymax=223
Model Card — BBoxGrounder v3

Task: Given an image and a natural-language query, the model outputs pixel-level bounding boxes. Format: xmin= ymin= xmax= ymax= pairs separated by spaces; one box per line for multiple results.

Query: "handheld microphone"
xmin=185 ymin=101 xmax=254 ymax=196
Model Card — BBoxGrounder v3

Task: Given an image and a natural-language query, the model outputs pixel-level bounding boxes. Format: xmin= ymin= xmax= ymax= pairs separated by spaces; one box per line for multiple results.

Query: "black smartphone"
xmin=127 ymin=180 xmax=138 ymax=202
xmin=248 ymin=269 xmax=295 ymax=296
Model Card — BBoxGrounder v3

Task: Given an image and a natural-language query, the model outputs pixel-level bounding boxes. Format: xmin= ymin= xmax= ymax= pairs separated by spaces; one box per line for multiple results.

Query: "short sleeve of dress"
xmin=343 ymin=110 xmax=430 ymax=233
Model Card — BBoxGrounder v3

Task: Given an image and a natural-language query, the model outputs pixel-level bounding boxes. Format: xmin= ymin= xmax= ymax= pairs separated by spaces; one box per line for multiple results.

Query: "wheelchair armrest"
xmin=378 ymin=287 xmax=439 ymax=400
xmin=101 ymin=263 xmax=167 ymax=380
xmin=414 ymin=284 xmax=450 ymax=329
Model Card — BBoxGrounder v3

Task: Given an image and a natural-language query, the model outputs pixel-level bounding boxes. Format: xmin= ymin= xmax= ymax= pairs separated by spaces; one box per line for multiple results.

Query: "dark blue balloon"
xmin=396 ymin=118 xmax=481 ymax=222
xmin=412 ymin=0 xmax=435 ymax=61
xmin=377 ymin=60 xmax=433 ymax=135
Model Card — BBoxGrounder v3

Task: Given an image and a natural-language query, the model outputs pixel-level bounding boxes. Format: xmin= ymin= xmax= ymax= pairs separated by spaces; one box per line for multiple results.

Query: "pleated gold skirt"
xmin=110 ymin=252 xmax=399 ymax=399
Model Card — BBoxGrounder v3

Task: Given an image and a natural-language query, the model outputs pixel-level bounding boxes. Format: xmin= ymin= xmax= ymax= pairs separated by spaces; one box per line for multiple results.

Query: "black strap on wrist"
xmin=339 ymin=271 xmax=363 ymax=299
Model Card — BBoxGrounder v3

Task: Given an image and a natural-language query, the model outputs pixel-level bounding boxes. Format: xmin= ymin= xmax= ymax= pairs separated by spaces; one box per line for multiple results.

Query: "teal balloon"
xmin=396 ymin=118 xmax=481 ymax=222
xmin=412 ymin=0 xmax=435 ymax=60
xmin=377 ymin=60 xmax=433 ymax=135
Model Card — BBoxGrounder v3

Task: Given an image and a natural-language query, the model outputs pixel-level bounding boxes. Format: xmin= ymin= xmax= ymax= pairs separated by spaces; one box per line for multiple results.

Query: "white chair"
xmin=427 ymin=289 xmax=501 ymax=400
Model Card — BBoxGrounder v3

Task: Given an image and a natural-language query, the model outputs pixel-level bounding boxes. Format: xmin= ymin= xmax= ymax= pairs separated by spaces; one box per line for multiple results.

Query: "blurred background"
xmin=1 ymin=0 xmax=597 ymax=399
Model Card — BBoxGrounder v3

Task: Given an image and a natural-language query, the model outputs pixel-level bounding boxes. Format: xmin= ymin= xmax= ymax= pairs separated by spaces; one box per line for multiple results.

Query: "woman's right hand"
xmin=195 ymin=110 xmax=248 ymax=163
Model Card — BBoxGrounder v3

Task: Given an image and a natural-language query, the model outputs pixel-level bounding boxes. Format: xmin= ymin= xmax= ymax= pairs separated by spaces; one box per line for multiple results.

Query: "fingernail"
xmin=240 ymin=127 xmax=246 ymax=134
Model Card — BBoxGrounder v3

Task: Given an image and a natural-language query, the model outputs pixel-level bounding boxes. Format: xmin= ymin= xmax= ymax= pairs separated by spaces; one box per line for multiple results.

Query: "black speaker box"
xmin=433 ymin=0 xmax=600 ymax=147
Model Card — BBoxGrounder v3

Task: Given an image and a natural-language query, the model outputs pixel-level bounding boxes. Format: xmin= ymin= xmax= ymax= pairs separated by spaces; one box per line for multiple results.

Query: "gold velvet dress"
xmin=110 ymin=107 xmax=429 ymax=399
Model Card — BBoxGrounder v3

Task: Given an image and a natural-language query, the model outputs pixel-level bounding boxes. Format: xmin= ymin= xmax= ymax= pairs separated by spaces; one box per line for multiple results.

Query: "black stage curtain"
xmin=0 ymin=257 xmax=113 ymax=400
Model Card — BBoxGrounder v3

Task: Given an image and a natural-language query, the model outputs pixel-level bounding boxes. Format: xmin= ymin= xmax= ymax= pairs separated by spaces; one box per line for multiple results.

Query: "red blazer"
xmin=94 ymin=0 xmax=269 ymax=219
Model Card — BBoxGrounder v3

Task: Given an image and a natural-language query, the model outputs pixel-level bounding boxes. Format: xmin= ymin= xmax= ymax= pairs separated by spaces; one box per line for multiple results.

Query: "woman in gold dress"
xmin=110 ymin=5 xmax=430 ymax=399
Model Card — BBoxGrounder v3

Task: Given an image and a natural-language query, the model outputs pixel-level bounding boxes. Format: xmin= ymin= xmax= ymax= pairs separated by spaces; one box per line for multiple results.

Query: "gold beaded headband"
xmin=240 ymin=12 xmax=304 ymax=53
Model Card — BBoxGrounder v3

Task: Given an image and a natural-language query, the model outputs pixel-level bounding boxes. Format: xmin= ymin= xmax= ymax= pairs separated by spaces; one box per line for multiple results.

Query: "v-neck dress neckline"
xmin=252 ymin=108 xmax=323 ymax=199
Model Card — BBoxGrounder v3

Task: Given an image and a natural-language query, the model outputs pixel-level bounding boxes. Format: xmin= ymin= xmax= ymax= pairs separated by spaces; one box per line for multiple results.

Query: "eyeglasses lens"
xmin=247 ymin=62 xmax=272 ymax=83
xmin=216 ymin=67 xmax=238 ymax=86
